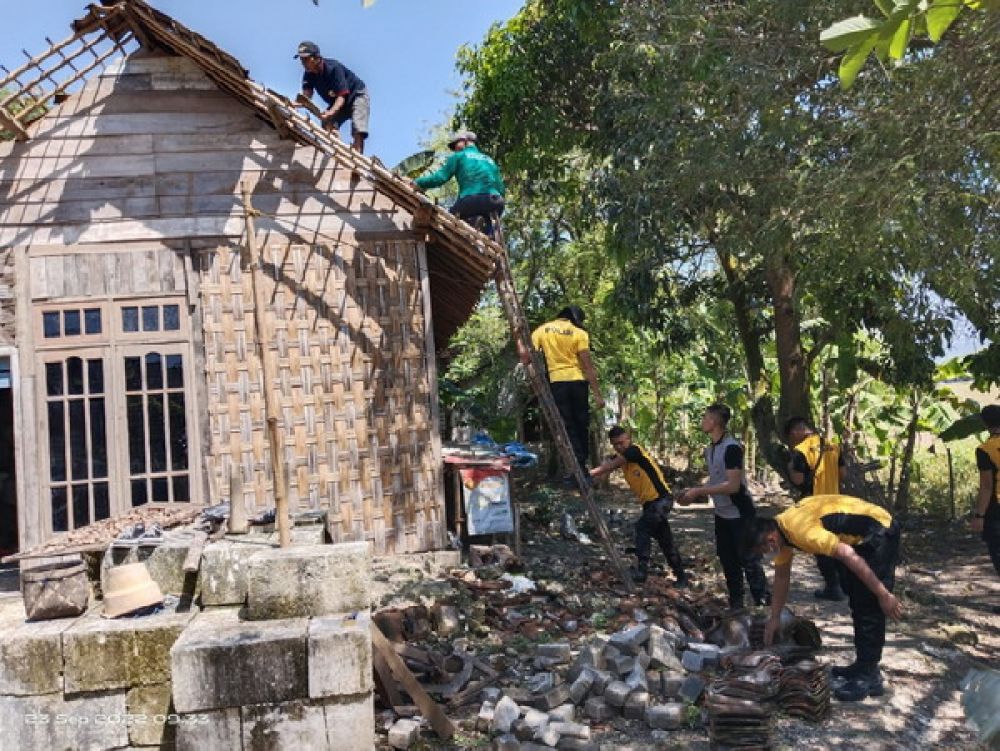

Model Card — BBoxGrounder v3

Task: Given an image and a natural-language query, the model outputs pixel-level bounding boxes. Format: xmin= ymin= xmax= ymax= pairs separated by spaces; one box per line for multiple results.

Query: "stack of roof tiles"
xmin=777 ymin=659 xmax=831 ymax=722
xmin=705 ymin=652 xmax=782 ymax=749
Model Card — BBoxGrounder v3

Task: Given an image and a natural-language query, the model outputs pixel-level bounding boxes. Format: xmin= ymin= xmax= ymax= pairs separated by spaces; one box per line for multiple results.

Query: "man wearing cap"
xmin=973 ymin=404 xmax=1000 ymax=577
xmin=412 ymin=132 xmax=506 ymax=236
xmin=295 ymin=41 xmax=370 ymax=153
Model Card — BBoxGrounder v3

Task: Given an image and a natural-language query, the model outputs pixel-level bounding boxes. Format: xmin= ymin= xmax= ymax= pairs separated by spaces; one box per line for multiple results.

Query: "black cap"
xmin=295 ymin=41 xmax=320 ymax=59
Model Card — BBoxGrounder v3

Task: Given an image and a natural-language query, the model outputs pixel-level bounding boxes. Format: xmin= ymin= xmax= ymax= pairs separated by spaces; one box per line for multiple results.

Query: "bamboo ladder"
xmin=491 ymin=222 xmax=632 ymax=591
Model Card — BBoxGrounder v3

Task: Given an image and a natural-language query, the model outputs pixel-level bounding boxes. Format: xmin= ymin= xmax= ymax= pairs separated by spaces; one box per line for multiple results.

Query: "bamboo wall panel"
xmin=0 ymin=248 xmax=13 ymax=344
xmin=198 ymin=239 xmax=445 ymax=555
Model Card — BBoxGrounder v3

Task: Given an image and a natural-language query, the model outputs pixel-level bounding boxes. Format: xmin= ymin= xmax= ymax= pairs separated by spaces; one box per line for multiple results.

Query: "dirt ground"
xmin=387 ymin=480 xmax=999 ymax=751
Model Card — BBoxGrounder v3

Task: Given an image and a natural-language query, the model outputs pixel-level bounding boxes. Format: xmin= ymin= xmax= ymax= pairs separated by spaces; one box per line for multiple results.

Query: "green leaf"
xmin=939 ymin=413 xmax=985 ymax=442
xmin=392 ymin=150 xmax=437 ymax=178
xmin=820 ymin=15 xmax=883 ymax=52
xmin=926 ymin=1 xmax=964 ymax=42
xmin=873 ymin=0 xmax=895 ymax=16
xmin=839 ymin=37 xmax=878 ymax=88
xmin=889 ymin=18 xmax=912 ymax=59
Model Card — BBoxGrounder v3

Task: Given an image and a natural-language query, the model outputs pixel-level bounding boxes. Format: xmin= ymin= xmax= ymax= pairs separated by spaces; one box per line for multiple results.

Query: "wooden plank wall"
xmin=0 ymin=248 xmax=12 ymax=344
xmin=198 ymin=238 xmax=444 ymax=555
xmin=0 ymin=52 xmax=446 ymax=553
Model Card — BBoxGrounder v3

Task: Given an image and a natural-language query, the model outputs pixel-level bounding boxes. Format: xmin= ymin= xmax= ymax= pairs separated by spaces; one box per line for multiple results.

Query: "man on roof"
xmin=743 ymin=495 xmax=903 ymax=702
xmin=412 ymin=131 xmax=506 ymax=237
xmin=295 ymin=41 xmax=370 ymax=153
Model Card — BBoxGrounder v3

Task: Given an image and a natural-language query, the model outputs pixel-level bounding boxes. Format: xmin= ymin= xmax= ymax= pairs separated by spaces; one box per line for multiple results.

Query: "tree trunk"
xmin=894 ymin=393 xmax=920 ymax=514
xmin=765 ymin=253 xmax=811 ymax=428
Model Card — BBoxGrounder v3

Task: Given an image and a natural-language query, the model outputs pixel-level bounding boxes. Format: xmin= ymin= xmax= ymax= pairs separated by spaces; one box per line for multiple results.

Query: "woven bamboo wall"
xmin=0 ymin=248 xmax=13 ymax=345
xmin=197 ymin=237 xmax=444 ymax=555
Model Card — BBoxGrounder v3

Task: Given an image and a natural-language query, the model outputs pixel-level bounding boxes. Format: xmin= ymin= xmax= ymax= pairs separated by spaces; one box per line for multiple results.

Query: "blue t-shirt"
xmin=302 ymin=58 xmax=365 ymax=107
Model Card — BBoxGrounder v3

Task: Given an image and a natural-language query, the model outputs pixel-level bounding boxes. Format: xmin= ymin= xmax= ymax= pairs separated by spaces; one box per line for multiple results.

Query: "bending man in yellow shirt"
xmin=743 ymin=495 xmax=902 ymax=703
xmin=590 ymin=426 xmax=689 ymax=587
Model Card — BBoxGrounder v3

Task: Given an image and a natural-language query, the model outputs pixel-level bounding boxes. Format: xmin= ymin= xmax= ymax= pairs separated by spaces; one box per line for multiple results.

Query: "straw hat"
xmin=103 ymin=562 xmax=163 ymax=618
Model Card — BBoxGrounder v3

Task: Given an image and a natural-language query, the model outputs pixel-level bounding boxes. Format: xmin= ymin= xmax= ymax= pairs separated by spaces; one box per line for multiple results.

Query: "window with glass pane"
xmin=45 ymin=356 xmax=109 ymax=532
xmin=124 ymin=351 xmax=190 ymax=506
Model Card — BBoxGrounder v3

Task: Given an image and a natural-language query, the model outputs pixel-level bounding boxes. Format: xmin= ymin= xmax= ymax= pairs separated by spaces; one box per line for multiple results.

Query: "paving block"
xmin=679 ymin=675 xmax=705 ymax=703
xmin=536 ymin=724 xmax=560 ymax=746
xmin=245 ymin=542 xmax=370 ymax=620
xmin=63 ymin=606 xmax=194 ymax=693
xmin=170 ymin=608 xmax=308 ymax=712
xmin=387 ymin=717 xmax=421 ymax=749
xmin=603 ymin=680 xmax=630 ymax=709
xmin=548 ymin=703 xmax=575 ymax=722
xmin=625 ymin=661 xmax=648 ymax=691
xmin=555 ymin=739 xmax=598 ymax=751
xmin=322 ymin=693 xmax=375 ymax=751
xmin=0 ymin=690 xmax=128 ymax=750
xmin=493 ymin=695 xmax=520 ymax=733
xmin=608 ymin=624 xmax=650 ymax=655
xmin=550 ymin=720 xmax=590 ymax=739
xmin=308 ymin=612 xmax=372 ymax=698
xmin=582 ymin=696 xmax=615 ymax=721
xmin=493 ymin=734 xmax=521 ymax=751
xmin=662 ymin=671 xmax=685 ymax=698
xmin=566 ymin=643 xmax=606 ymax=683
xmin=623 ymin=690 xmax=649 ymax=720
xmin=530 ymin=683 xmax=571 ymax=711
xmin=126 ymin=683 xmax=175 ymax=747
xmin=647 ymin=702 xmax=684 ymax=730
xmin=610 ymin=654 xmax=635 ymax=677
xmin=685 ymin=641 xmax=720 ymax=667
xmin=646 ymin=670 xmax=662 ymax=694
xmin=198 ymin=539 xmax=273 ymax=606
xmin=523 ymin=708 xmax=549 ymax=730
xmin=477 ymin=700 xmax=495 ymax=732
xmin=242 ymin=700 xmax=328 ymax=750
xmin=585 ymin=668 xmax=612 ymax=696
xmin=0 ymin=612 xmax=78 ymax=695
xmin=536 ymin=642 xmax=572 ymax=663
xmin=175 ymin=708 xmax=241 ymax=751
xmin=646 ymin=625 xmax=683 ymax=669
xmin=512 ymin=718 xmax=534 ymax=741
xmin=681 ymin=650 xmax=704 ymax=672
xmin=569 ymin=671 xmax=593 ymax=704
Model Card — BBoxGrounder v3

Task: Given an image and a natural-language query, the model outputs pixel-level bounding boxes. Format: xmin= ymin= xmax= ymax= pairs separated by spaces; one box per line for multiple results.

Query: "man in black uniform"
xmin=590 ymin=426 xmax=688 ymax=587
xmin=973 ymin=404 xmax=1000 ymax=578
xmin=296 ymin=41 xmax=370 ymax=153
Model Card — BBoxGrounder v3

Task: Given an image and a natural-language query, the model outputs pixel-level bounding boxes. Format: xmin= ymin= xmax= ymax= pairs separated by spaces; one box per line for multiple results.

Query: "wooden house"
xmin=0 ymin=0 xmax=500 ymax=557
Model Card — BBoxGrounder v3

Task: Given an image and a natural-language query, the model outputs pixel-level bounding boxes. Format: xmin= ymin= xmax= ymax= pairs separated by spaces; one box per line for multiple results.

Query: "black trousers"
xmin=714 ymin=514 xmax=769 ymax=607
xmin=451 ymin=193 xmax=505 ymax=235
xmin=815 ymin=554 xmax=843 ymax=592
xmin=837 ymin=523 xmax=901 ymax=666
xmin=550 ymin=380 xmax=590 ymax=472
xmin=983 ymin=500 xmax=1000 ymax=576
xmin=635 ymin=497 xmax=684 ymax=576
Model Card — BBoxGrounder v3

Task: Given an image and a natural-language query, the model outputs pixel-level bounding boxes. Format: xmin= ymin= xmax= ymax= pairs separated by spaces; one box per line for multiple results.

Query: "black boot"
xmin=631 ymin=561 xmax=649 ymax=584
xmin=831 ymin=662 xmax=863 ymax=681
xmin=834 ymin=665 xmax=884 ymax=701
xmin=673 ymin=571 xmax=690 ymax=589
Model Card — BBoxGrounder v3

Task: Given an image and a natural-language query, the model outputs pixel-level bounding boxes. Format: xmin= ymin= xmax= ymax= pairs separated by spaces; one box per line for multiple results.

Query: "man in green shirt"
xmin=412 ymin=131 xmax=506 ymax=236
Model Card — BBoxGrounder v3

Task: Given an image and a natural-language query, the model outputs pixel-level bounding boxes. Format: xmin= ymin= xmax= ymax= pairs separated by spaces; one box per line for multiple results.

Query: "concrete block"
xmin=198 ymin=539 xmax=273 ymax=606
xmin=530 ymin=683 xmax=571 ymax=711
xmin=646 ymin=670 xmax=662 ymax=694
xmin=0 ymin=690 xmax=128 ymax=750
xmin=625 ymin=661 xmax=648 ymax=691
xmin=548 ymin=703 xmax=575 ymax=722
xmin=493 ymin=734 xmax=521 ymax=751
xmin=569 ymin=671 xmax=593 ymax=704
xmin=322 ymin=693 xmax=375 ymax=751
xmin=493 ymin=695 xmax=520 ymax=733
xmin=170 ymin=608 xmax=308 ymax=712
xmin=536 ymin=642 xmax=572 ymax=663
xmin=646 ymin=625 xmax=683 ymax=669
xmin=610 ymin=654 xmax=635 ymax=677
xmin=242 ymin=700 xmax=328 ymax=750
xmin=63 ymin=607 xmax=194 ymax=693
xmin=685 ymin=642 xmax=720 ymax=667
xmin=102 ymin=536 xmax=196 ymax=597
xmin=477 ymin=700 xmax=495 ymax=732
xmin=647 ymin=702 xmax=684 ymax=730
xmin=608 ymin=624 xmax=650 ymax=655
xmin=512 ymin=718 xmax=534 ymax=741
xmin=308 ymin=612 xmax=372 ymax=698
xmin=245 ymin=542 xmax=371 ymax=620
xmin=536 ymin=724 xmax=560 ymax=746
xmin=526 ymin=672 xmax=554 ymax=694
xmin=556 ymin=739 xmax=598 ymax=751
xmin=566 ymin=643 xmax=605 ymax=683
xmin=582 ymin=696 xmax=615 ymax=721
xmin=681 ymin=650 xmax=704 ymax=672
xmin=176 ymin=707 xmax=242 ymax=751
xmin=126 ymin=683 xmax=175 ymax=747
xmin=523 ymin=708 xmax=549 ymax=730
xmin=584 ymin=668 xmax=612 ymax=696
xmin=603 ymin=680 xmax=630 ymax=708
xmin=623 ymin=690 xmax=649 ymax=720
xmin=0 ymin=613 xmax=78 ymax=695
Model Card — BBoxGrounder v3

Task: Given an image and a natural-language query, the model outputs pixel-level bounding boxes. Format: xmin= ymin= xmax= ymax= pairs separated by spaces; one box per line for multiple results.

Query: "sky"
xmin=0 ymin=0 xmax=524 ymax=166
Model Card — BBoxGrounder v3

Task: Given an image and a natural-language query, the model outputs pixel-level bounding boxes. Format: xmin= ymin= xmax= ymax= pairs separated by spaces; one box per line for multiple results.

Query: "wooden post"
xmin=946 ymin=446 xmax=956 ymax=520
xmin=240 ymin=183 xmax=291 ymax=548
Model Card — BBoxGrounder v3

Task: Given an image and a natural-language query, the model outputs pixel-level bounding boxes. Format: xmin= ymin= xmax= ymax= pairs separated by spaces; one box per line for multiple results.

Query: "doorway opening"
xmin=0 ymin=355 xmax=17 ymax=557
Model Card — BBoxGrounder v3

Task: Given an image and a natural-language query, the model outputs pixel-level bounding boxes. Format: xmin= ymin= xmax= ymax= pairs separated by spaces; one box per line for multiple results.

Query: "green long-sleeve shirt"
xmin=414 ymin=145 xmax=506 ymax=198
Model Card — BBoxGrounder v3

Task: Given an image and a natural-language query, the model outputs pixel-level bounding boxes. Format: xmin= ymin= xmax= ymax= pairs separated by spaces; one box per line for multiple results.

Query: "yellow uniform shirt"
xmin=977 ymin=435 xmax=1000 ymax=503
xmin=620 ymin=444 xmax=671 ymax=504
xmin=531 ymin=319 xmax=590 ymax=382
xmin=773 ymin=494 xmax=893 ymax=566
xmin=792 ymin=434 xmax=842 ymax=496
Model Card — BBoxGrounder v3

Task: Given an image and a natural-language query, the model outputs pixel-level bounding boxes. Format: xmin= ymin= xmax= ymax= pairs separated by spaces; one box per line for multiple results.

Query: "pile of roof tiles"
xmin=705 ymin=652 xmax=782 ymax=749
xmin=777 ymin=658 xmax=831 ymax=722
